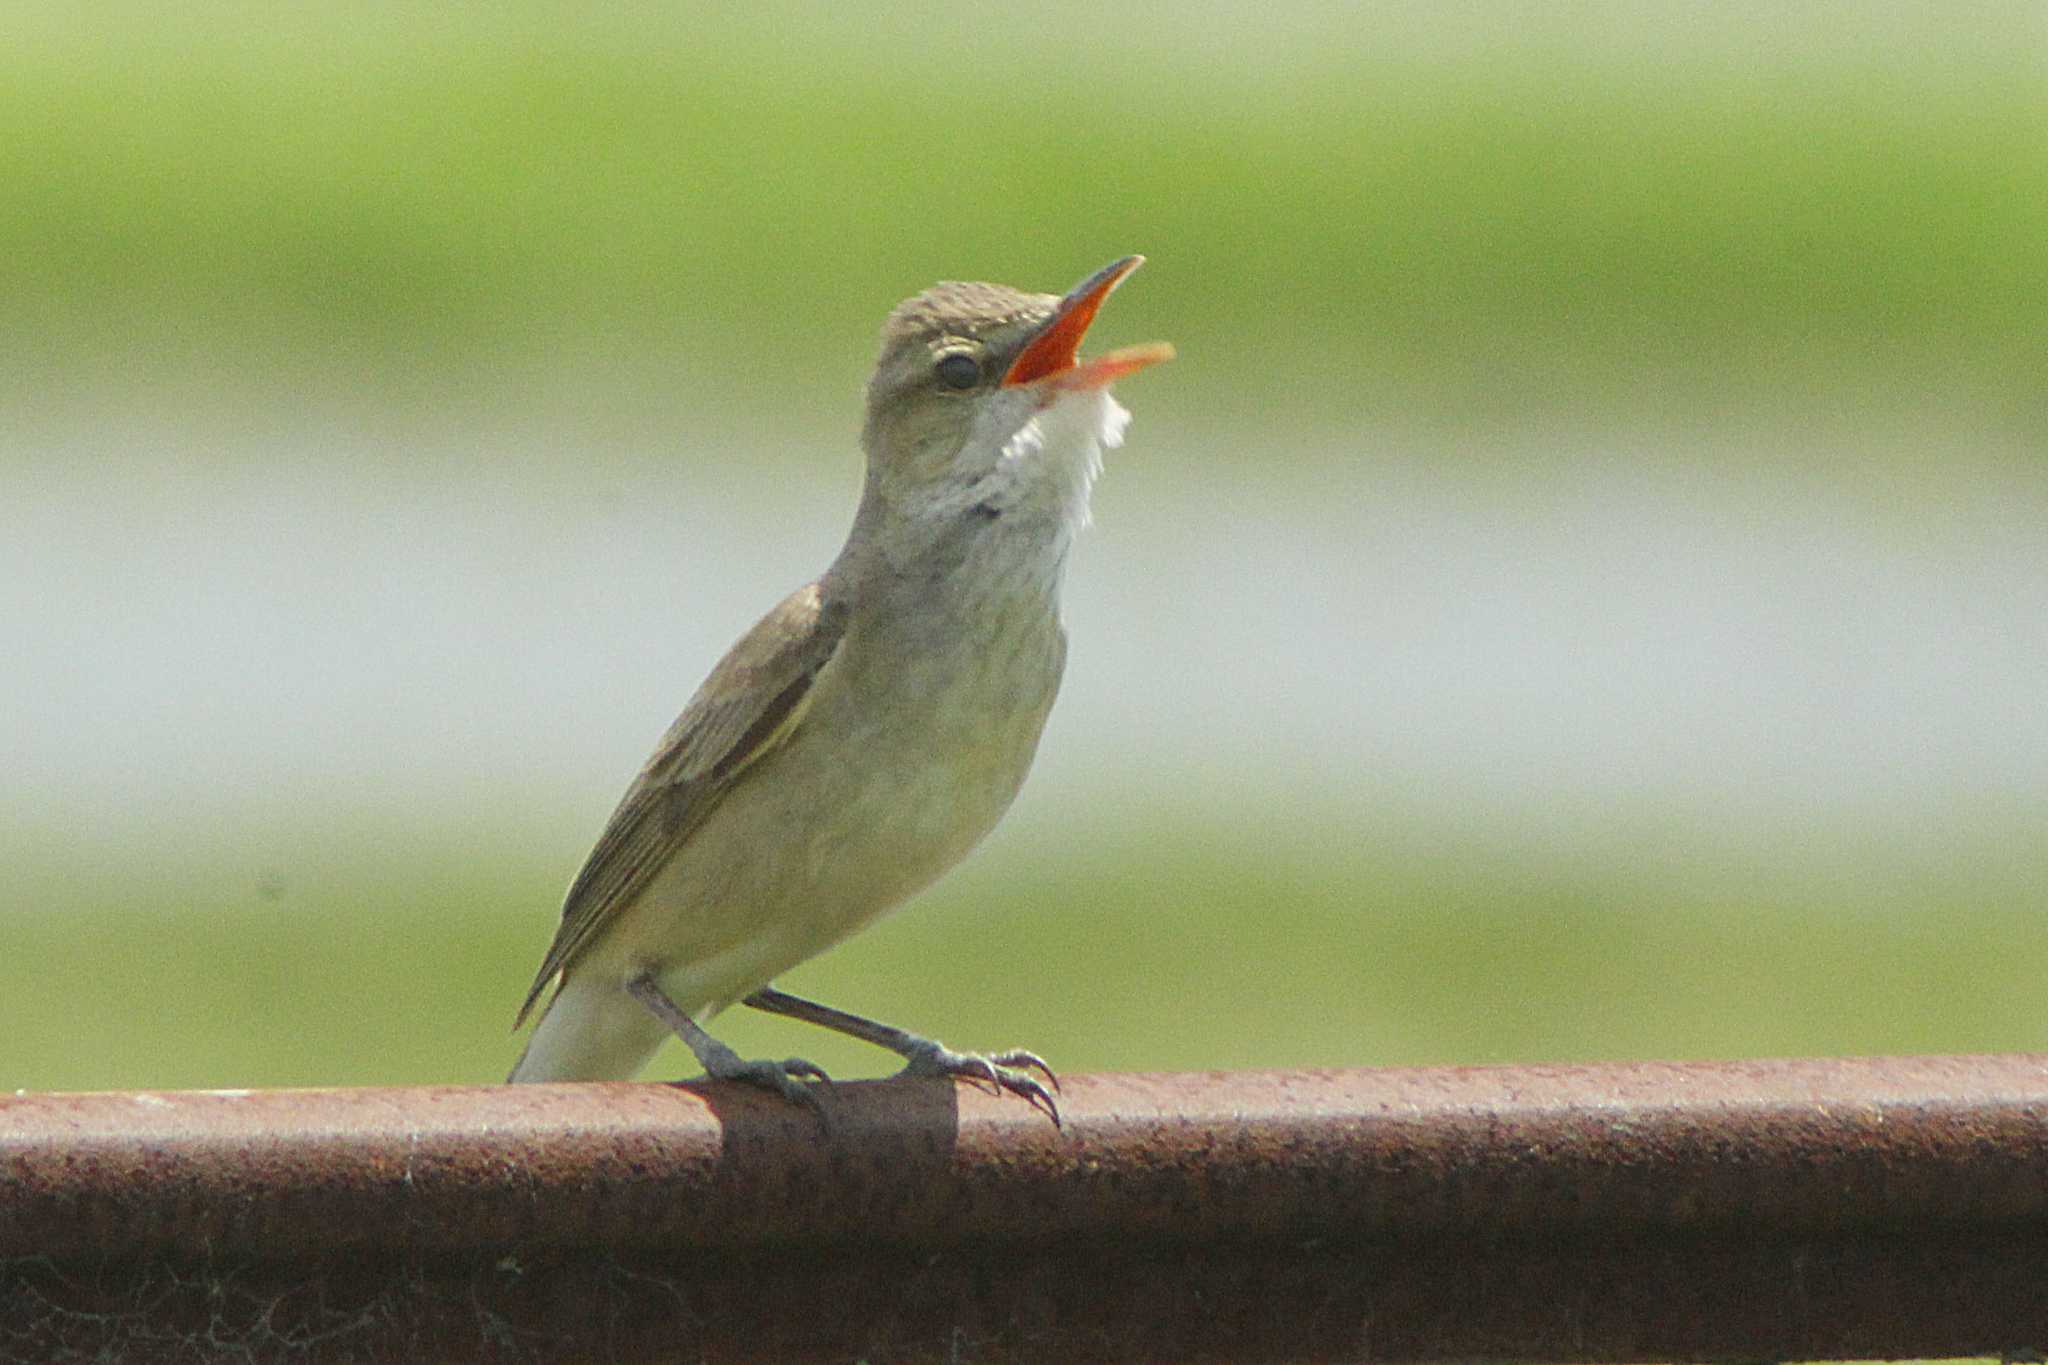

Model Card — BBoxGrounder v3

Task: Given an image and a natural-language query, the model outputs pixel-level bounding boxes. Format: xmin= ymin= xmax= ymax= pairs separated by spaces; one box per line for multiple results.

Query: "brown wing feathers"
xmin=514 ymin=583 xmax=847 ymax=1026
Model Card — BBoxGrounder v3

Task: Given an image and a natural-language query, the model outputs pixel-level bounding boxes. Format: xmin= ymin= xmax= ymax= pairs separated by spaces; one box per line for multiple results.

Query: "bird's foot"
xmin=629 ymin=972 xmax=830 ymax=1116
xmin=693 ymin=1035 xmax=831 ymax=1112
xmin=899 ymin=1040 xmax=1061 ymax=1127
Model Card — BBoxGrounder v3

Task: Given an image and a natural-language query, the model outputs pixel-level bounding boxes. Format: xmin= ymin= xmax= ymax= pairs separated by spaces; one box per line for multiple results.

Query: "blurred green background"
xmin=5 ymin=3 xmax=2044 ymax=1092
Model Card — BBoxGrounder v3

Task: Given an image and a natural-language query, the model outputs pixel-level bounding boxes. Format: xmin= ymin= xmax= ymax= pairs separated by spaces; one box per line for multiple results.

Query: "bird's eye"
xmin=934 ymin=352 xmax=982 ymax=390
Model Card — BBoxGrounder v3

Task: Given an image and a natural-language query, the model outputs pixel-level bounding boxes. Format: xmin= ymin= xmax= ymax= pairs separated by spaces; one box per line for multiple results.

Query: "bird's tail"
xmin=506 ymin=974 xmax=670 ymax=1083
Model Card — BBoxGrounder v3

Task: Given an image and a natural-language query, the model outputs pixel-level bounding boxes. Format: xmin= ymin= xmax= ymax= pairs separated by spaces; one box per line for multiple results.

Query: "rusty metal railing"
xmin=4 ymin=1056 xmax=2046 ymax=1362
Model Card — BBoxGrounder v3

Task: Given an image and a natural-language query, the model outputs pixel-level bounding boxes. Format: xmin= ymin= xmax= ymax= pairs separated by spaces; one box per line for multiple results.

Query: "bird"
xmin=506 ymin=256 xmax=1173 ymax=1123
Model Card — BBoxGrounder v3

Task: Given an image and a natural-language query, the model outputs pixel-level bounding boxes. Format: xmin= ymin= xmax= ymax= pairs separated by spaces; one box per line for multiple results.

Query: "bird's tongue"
xmin=1042 ymin=341 xmax=1177 ymax=392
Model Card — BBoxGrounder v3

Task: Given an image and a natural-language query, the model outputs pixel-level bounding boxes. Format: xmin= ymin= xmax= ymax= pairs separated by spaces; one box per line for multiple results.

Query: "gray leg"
xmin=626 ymin=973 xmax=829 ymax=1112
xmin=741 ymin=986 xmax=1060 ymax=1126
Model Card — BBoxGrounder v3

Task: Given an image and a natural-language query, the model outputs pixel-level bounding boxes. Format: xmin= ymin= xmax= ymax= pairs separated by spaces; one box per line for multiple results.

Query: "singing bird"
xmin=507 ymin=257 xmax=1173 ymax=1121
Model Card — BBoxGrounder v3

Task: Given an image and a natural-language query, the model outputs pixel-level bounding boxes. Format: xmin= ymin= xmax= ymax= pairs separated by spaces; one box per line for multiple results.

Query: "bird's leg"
xmin=741 ymin=986 xmax=1059 ymax=1126
xmin=626 ymin=973 xmax=829 ymax=1113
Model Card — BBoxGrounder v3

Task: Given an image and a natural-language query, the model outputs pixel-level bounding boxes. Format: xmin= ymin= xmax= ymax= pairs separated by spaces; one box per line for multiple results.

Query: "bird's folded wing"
xmin=515 ymin=581 xmax=849 ymax=1027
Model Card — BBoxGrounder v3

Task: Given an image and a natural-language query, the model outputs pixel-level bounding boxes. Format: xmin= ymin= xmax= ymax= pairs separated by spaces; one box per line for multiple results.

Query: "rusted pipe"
xmin=4 ymin=1056 xmax=2047 ymax=1362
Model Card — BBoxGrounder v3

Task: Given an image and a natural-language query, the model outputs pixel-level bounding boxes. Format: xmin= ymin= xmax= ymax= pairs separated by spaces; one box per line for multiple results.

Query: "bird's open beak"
xmin=1003 ymin=255 xmax=1176 ymax=391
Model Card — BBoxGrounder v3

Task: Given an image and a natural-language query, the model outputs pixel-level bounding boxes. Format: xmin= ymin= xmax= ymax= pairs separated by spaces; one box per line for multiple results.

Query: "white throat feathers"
xmin=989 ymin=386 xmax=1128 ymax=536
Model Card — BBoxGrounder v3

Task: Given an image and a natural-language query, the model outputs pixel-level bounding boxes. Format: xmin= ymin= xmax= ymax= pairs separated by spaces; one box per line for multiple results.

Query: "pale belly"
xmin=574 ymin=611 xmax=1065 ymax=1016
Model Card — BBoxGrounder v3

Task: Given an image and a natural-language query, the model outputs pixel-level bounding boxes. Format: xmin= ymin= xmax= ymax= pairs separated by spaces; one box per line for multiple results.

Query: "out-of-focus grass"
xmin=1 ymin=6 xmax=2042 ymax=445
xmin=7 ymin=7 xmax=2044 ymax=1096
xmin=9 ymin=817 xmax=2044 ymax=1093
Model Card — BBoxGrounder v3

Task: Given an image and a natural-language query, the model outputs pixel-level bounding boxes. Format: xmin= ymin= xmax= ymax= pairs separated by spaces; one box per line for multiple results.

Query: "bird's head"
xmin=858 ymin=257 xmax=1173 ymax=528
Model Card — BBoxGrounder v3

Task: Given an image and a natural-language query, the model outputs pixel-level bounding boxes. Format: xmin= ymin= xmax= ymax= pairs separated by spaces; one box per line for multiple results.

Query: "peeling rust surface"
xmin=4 ymin=1056 xmax=2048 ymax=1361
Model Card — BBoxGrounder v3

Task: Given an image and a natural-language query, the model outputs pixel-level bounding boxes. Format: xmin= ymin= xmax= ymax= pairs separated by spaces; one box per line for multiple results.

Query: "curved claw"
xmin=1000 ymin=1072 xmax=1063 ymax=1129
xmin=780 ymin=1057 xmax=833 ymax=1085
xmin=899 ymin=1043 xmax=1062 ymax=1128
xmin=985 ymin=1049 xmax=1061 ymax=1094
xmin=940 ymin=1054 xmax=1005 ymax=1097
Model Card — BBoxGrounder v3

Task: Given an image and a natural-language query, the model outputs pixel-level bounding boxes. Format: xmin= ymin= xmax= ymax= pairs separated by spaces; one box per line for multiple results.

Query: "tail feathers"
xmin=507 ymin=975 xmax=669 ymax=1083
